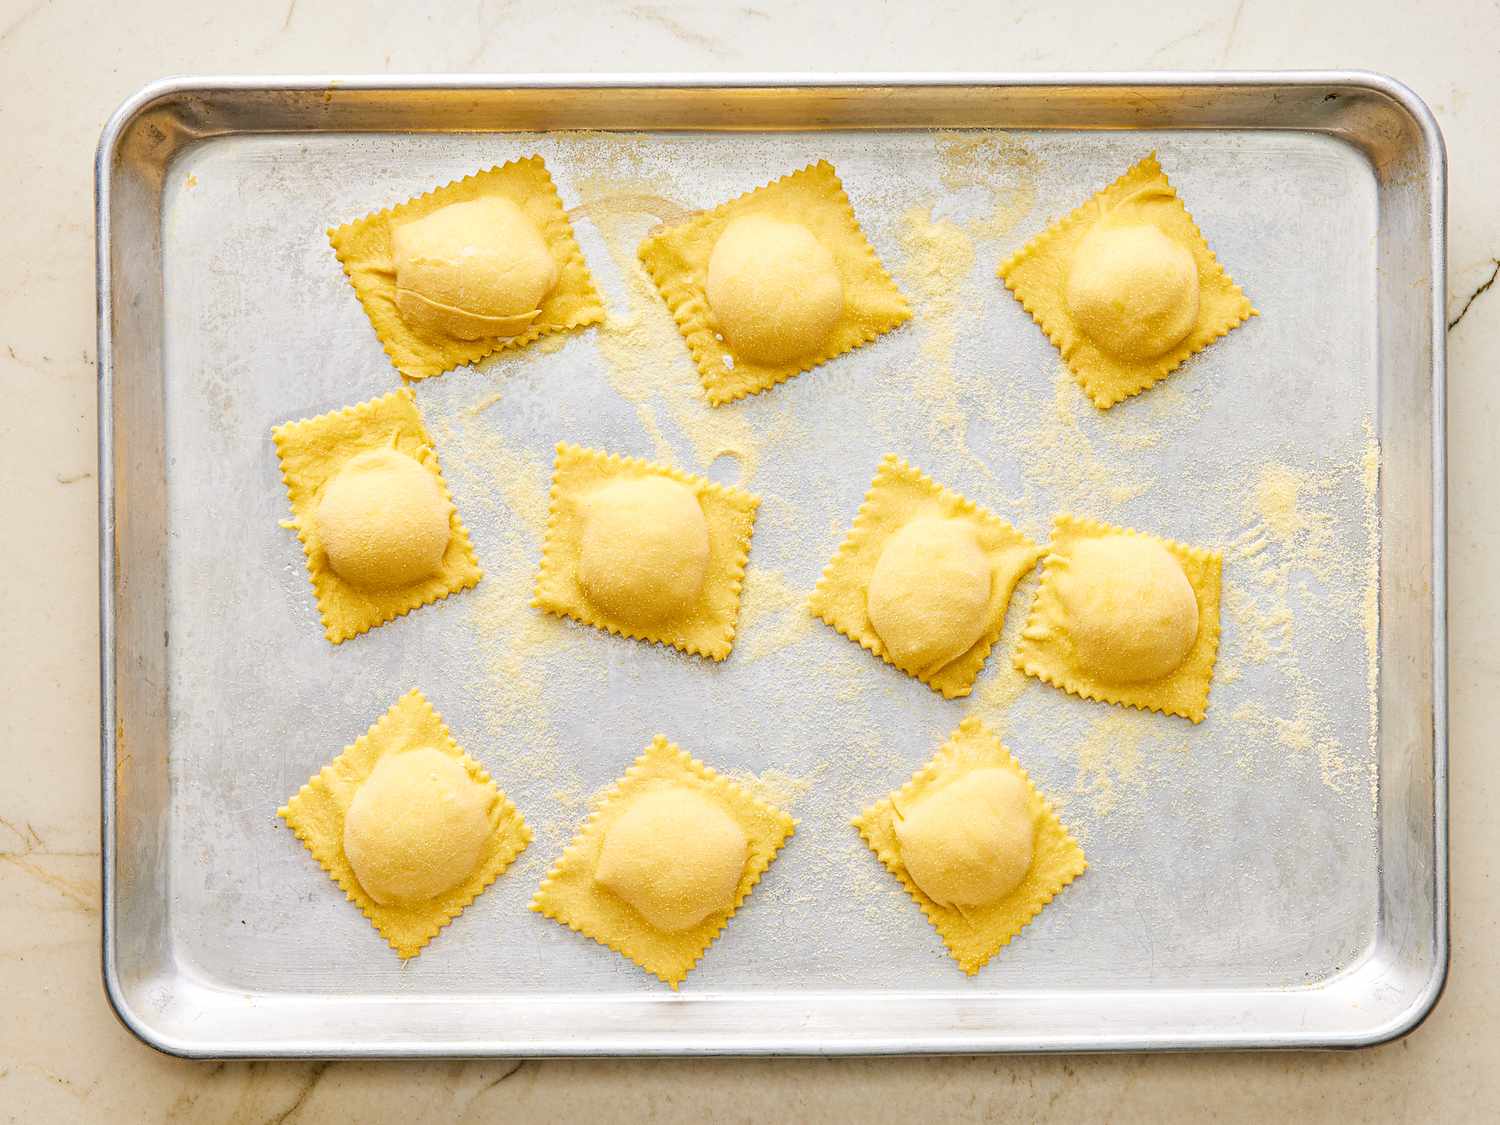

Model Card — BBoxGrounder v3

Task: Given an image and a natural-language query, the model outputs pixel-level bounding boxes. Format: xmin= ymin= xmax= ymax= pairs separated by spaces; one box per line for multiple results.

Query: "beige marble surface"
xmin=2 ymin=0 xmax=1496 ymax=1119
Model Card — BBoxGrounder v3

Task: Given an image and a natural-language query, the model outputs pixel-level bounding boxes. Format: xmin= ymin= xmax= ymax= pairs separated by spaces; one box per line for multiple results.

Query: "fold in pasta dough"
xmin=809 ymin=454 xmax=1041 ymax=698
xmin=328 ymin=157 xmax=604 ymax=379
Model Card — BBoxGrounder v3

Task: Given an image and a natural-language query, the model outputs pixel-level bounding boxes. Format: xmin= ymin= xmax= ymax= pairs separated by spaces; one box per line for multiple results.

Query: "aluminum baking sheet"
xmin=98 ymin=75 xmax=1446 ymax=1057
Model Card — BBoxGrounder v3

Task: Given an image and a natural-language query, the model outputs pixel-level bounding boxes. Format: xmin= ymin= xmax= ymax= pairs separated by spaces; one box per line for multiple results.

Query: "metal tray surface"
xmin=97 ymin=74 xmax=1446 ymax=1057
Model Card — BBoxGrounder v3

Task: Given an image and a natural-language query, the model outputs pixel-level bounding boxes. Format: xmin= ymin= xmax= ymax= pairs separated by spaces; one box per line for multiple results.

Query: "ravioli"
xmin=533 ymin=444 xmax=760 ymax=661
xmin=808 ymin=455 xmax=1041 ymax=697
xmin=853 ymin=717 xmax=1086 ymax=975
xmin=1012 ymin=514 xmax=1223 ymax=722
xmin=272 ymin=388 xmax=482 ymax=644
xmin=328 ymin=156 xmax=604 ymax=379
xmin=639 ymin=161 xmax=911 ymax=404
xmin=998 ymin=153 xmax=1255 ymax=408
xmin=530 ymin=735 xmax=796 ymax=988
xmin=277 ymin=689 xmax=532 ymax=959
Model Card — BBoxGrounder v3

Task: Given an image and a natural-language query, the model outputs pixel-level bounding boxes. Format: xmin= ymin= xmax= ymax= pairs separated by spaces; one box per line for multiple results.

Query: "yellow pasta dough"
xmin=895 ymin=767 xmax=1035 ymax=909
xmin=639 ymin=161 xmax=911 ymax=405
xmin=998 ymin=153 xmax=1255 ymax=409
xmin=808 ymin=455 xmax=1041 ymax=697
xmin=533 ymin=444 xmax=759 ymax=661
xmin=705 ymin=214 xmax=845 ymax=363
xmin=328 ymin=157 xmax=604 ymax=379
xmin=391 ymin=196 xmax=558 ymax=341
xmin=277 ymin=689 xmax=532 ymax=959
xmin=315 ymin=448 xmax=452 ymax=591
xmin=530 ymin=735 xmax=796 ymax=988
xmin=273 ymin=388 xmax=482 ymax=644
xmin=1012 ymin=514 xmax=1223 ymax=723
xmin=577 ymin=476 xmax=711 ymax=626
xmin=594 ymin=787 xmax=747 ymax=932
xmin=342 ymin=748 xmax=493 ymax=907
xmin=854 ymin=717 xmax=1086 ymax=975
xmin=867 ymin=517 xmax=993 ymax=675
xmin=1066 ymin=222 xmax=1200 ymax=362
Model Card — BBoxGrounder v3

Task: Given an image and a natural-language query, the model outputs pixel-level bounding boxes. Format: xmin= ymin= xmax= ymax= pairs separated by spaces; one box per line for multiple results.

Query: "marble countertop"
xmin=3 ymin=1 xmax=1495 ymax=1119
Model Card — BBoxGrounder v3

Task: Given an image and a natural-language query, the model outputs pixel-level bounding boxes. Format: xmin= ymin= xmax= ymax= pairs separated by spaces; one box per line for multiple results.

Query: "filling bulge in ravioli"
xmin=577 ymin=476 xmax=711 ymax=626
xmin=1054 ymin=535 xmax=1200 ymax=684
xmin=1065 ymin=222 xmax=1200 ymax=362
xmin=391 ymin=196 xmax=558 ymax=340
xmin=594 ymin=786 xmax=749 ymax=932
xmin=705 ymin=214 xmax=845 ymax=364
xmin=342 ymin=748 xmax=492 ymax=907
xmin=894 ymin=768 xmax=1036 ymax=909
xmin=866 ymin=517 xmax=993 ymax=677
xmin=314 ymin=448 xmax=453 ymax=591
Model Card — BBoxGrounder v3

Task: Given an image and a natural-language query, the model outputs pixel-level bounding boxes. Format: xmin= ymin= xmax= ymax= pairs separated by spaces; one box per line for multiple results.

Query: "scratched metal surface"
xmin=99 ymin=77 xmax=1444 ymax=1056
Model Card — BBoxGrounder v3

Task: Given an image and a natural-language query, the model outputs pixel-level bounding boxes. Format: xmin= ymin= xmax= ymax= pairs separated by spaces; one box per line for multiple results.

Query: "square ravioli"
xmin=808 ymin=455 xmax=1042 ymax=698
xmin=854 ymin=717 xmax=1086 ymax=976
xmin=273 ymin=388 xmax=482 ymax=644
xmin=638 ymin=160 xmax=911 ymax=405
xmin=1013 ymin=514 xmax=1223 ymax=723
xmin=532 ymin=443 xmax=760 ymax=661
xmin=277 ymin=689 xmax=532 ymax=959
xmin=998 ymin=153 xmax=1255 ymax=409
xmin=530 ymin=735 xmax=796 ymax=988
xmin=328 ymin=156 xmax=604 ymax=379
